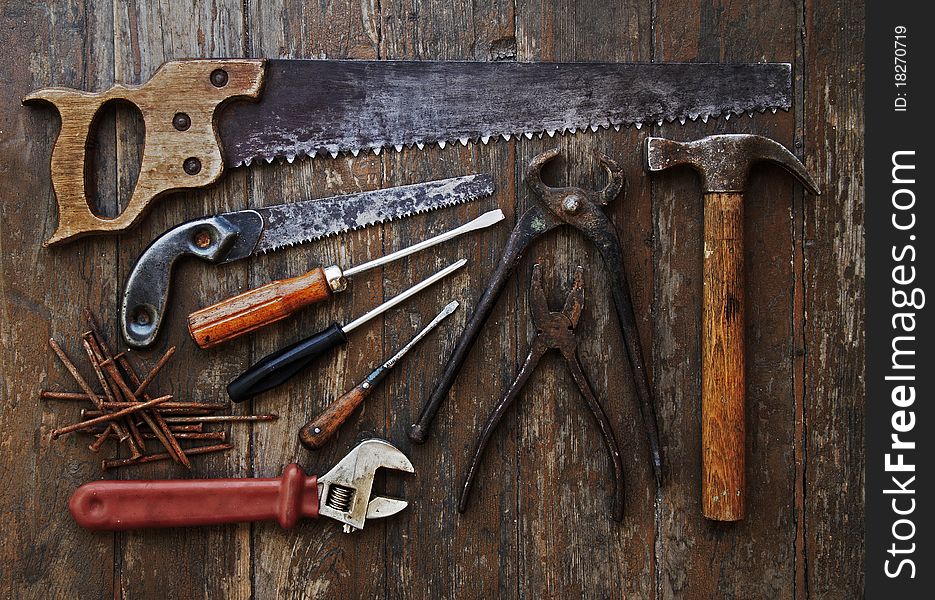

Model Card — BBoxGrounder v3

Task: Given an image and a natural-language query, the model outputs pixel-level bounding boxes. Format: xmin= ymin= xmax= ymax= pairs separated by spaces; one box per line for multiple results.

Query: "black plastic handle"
xmin=227 ymin=323 xmax=348 ymax=402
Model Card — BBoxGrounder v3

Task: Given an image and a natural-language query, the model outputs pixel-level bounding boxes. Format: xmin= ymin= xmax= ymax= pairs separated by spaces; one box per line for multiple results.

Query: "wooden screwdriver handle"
xmin=188 ymin=266 xmax=338 ymax=348
xmin=299 ymin=383 xmax=373 ymax=450
xmin=701 ymin=191 xmax=746 ymax=521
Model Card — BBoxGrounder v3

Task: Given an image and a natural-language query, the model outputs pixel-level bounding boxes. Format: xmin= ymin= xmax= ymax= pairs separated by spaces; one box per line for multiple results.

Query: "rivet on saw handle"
xmin=23 ymin=59 xmax=266 ymax=246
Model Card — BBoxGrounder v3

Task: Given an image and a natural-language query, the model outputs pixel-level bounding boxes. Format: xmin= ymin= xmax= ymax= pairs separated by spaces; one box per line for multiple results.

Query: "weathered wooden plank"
xmin=652 ymin=0 xmax=799 ymax=597
xmin=511 ymin=0 xmax=657 ymax=597
xmin=107 ymin=2 xmax=252 ymax=599
xmin=377 ymin=3 xmax=520 ymax=598
xmin=802 ymin=0 xmax=865 ymax=597
xmin=0 ymin=1 xmax=116 ymax=598
xmin=243 ymin=2 xmax=388 ymax=599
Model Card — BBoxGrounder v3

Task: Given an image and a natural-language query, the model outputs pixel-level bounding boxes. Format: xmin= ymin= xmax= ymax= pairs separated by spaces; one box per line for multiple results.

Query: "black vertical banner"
xmin=865 ymin=1 xmax=932 ymax=596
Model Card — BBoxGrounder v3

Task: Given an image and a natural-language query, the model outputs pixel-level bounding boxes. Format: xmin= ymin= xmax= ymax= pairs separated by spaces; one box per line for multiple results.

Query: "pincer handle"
xmin=69 ymin=464 xmax=319 ymax=530
xmin=24 ymin=59 xmax=265 ymax=246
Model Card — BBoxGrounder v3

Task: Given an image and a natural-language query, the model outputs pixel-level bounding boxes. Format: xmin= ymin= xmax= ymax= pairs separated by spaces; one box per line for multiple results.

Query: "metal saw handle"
xmin=120 ymin=211 xmax=265 ymax=349
xmin=68 ymin=464 xmax=319 ymax=530
xmin=23 ymin=59 xmax=265 ymax=246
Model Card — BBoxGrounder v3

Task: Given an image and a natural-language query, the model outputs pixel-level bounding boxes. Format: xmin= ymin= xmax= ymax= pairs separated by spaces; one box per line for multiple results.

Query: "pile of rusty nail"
xmin=43 ymin=310 xmax=277 ymax=471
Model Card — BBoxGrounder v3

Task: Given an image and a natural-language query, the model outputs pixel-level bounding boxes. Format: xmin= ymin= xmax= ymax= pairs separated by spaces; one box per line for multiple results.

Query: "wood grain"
xmin=803 ymin=0 xmax=866 ymax=597
xmin=701 ymin=191 xmax=746 ymax=521
xmin=188 ymin=266 xmax=334 ymax=348
xmin=0 ymin=0 xmax=864 ymax=598
xmin=653 ymin=0 xmax=800 ymax=597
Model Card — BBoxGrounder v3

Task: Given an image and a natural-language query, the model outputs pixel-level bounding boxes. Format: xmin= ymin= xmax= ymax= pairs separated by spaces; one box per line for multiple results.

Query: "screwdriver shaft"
xmin=343 ymin=259 xmax=467 ymax=333
xmin=344 ymin=210 xmax=503 ymax=278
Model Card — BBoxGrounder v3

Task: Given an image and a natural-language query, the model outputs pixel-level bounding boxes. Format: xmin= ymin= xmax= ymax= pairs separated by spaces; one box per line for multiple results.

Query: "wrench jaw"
xmin=317 ymin=439 xmax=415 ymax=533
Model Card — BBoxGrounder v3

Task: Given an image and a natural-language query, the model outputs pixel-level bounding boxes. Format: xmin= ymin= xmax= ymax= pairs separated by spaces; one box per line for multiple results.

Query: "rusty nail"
xmin=52 ymin=395 xmax=172 ymax=439
xmin=103 ymin=443 xmax=233 ymax=470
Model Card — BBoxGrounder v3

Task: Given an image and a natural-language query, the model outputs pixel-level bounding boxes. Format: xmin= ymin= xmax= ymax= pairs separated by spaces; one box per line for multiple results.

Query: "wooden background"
xmin=0 ymin=0 xmax=864 ymax=598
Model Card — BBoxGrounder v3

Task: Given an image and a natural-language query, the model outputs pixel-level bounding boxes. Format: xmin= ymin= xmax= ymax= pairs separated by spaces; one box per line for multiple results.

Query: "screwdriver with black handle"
xmin=190 ymin=210 xmax=503 ymax=348
xmin=228 ymin=259 xmax=466 ymax=402
xmin=299 ymin=300 xmax=459 ymax=450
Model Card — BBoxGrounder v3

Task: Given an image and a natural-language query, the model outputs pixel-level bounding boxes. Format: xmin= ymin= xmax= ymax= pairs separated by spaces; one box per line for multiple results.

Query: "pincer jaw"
xmin=317 ymin=439 xmax=415 ymax=533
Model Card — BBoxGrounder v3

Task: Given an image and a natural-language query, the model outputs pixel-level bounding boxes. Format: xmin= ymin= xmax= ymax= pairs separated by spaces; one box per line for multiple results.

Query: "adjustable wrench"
xmin=69 ymin=439 xmax=414 ymax=533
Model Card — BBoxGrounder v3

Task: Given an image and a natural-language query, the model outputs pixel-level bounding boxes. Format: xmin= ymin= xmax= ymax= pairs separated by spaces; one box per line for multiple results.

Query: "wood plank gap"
xmin=649 ymin=3 xmax=660 ymax=600
xmin=793 ymin=0 xmax=808 ymax=597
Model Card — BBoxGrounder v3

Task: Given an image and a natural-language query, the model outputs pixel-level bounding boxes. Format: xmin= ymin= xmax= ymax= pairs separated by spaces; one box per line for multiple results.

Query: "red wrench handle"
xmin=69 ymin=464 xmax=319 ymax=530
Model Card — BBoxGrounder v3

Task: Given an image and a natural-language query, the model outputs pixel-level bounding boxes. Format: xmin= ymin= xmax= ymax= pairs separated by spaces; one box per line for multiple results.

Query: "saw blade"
xmin=218 ymin=60 xmax=791 ymax=166
xmin=249 ymin=173 xmax=495 ymax=254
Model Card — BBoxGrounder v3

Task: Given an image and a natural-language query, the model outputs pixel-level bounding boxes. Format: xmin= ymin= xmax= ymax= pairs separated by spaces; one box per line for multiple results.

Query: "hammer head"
xmin=644 ymin=134 xmax=820 ymax=195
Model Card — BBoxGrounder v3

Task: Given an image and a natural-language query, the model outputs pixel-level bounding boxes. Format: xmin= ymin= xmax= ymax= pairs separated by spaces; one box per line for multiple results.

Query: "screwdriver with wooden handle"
xmin=228 ymin=259 xmax=466 ymax=402
xmin=189 ymin=209 xmax=504 ymax=348
xmin=299 ymin=300 xmax=459 ymax=450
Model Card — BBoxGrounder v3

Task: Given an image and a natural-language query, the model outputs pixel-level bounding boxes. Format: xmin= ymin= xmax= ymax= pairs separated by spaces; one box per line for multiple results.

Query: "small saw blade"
xmin=251 ymin=174 xmax=495 ymax=254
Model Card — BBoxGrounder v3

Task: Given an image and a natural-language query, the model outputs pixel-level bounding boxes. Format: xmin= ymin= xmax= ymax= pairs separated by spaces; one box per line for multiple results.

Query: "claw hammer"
xmin=644 ymin=134 xmax=820 ymax=521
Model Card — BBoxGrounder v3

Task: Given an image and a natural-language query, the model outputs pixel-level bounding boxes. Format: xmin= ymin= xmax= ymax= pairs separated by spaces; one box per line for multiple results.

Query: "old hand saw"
xmin=26 ymin=59 xmax=791 ymax=245
xmin=121 ymin=174 xmax=494 ymax=348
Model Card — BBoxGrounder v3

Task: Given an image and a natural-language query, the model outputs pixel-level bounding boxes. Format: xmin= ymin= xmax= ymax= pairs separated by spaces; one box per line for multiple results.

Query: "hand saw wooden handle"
xmin=69 ymin=464 xmax=319 ymax=530
xmin=701 ymin=191 xmax=746 ymax=521
xmin=188 ymin=266 xmax=343 ymax=348
xmin=23 ymin=59 xmax=265 ymax=246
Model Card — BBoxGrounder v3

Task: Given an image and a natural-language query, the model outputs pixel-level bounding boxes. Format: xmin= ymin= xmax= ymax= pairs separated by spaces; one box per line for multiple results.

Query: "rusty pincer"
xmin=460 ymin=264 xmax=626 ymax=520
xmin=409 ymin=148 xmax=663 ymax=489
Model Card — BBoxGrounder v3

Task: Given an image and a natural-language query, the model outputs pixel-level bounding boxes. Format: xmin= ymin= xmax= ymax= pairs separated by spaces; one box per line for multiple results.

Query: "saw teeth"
xmin=237 ymin=100 xmax=792 ymax=167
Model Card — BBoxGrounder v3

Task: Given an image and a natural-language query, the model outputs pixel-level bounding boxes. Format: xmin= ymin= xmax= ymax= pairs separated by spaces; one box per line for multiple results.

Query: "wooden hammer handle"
xmin=701 ymin=191 xmax=746 ymax=521
xmin=188 ymin=266 xmax=334 ymax=348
